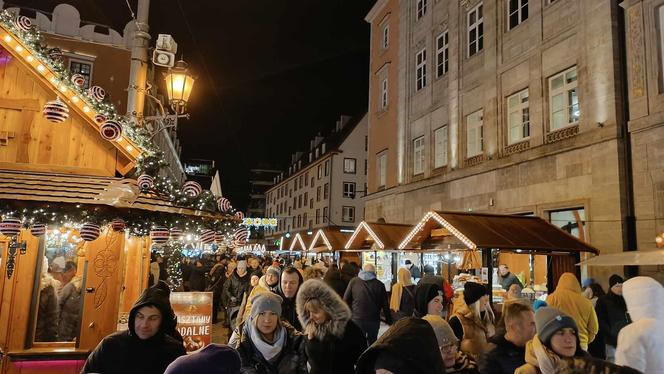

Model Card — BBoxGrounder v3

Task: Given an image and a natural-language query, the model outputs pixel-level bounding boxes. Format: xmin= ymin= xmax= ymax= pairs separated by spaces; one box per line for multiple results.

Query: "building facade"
xmin=365 ymin=0 xmax=634 ymax=282
xmin=265 ymin=114 xmax=368 ymax=238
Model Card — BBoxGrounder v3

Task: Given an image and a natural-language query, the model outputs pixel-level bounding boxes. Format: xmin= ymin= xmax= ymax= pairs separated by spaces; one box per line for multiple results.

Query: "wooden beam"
xmin=0 ymin=98 xmax=40 ymax=111
xmin=431 ymin=228 xmax=451 ymax=237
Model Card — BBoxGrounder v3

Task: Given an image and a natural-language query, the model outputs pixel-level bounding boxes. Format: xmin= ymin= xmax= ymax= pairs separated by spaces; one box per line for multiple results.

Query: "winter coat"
xmin=450 ymin=303 xmax=496 ymax=359
xmin=189 ymin=265 xmax=207 ymax=291
xmin=595 ymin=290 xmax=629 ymax=347
xmin=546 ymin=273 xmax=598 ymax=350
xmin=278 ymin=269 xmax=305 ymax=331
xmin=233 ymin=321 xmax=308 ymax=374
xmin=498 ymin=272 xmax=523 ymax=291
xmin=35 ymin=275 xmax=59 ymax=342
xmin=409 ymin=264 xmax=421 ymax=279
xmin=616 ymin=276 xmax=664 ymax=374
xmin=82 ymin=285 xmax=186 ymax=373
xmin=478 ymin=334 xmax=527 ymax=374
xmin=223 ymin=270 xmax=251 ymax=307
xmin=323 ymin=267 xmax=347 ymax=297
xmin=339 ymin=263 xmax=357 ymax=288
xmin=58 ymin=276 xmax=83 ymax=341
xmin=343 ymin=272 xmax=392 ymax=325
xmin=355 ymin=317 xmax=445 ymax=374
xmin=296 ymin=279 xmax=367 ymax=374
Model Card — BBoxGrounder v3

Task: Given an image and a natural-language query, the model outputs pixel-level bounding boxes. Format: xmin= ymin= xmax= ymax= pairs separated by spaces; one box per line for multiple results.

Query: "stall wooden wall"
xmin=118 ymin=236 xmax=149 ymax=319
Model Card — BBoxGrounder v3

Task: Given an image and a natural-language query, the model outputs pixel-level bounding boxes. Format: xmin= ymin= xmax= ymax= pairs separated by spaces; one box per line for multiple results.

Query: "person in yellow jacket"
xmin=237 ymin=266 xmax=281 ymax=323
xmin=545 ymin=273 xmax=598 ymax=351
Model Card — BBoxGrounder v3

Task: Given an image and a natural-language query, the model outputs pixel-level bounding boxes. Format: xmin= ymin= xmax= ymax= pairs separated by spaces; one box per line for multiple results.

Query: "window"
xmin=298 ymin=195 xmax=302 ymax=208
xmin=299 ymin=175 xmax=304 ymax=187
xmin=303 ymin=213 xmax=308 ymax=228
xmin=69 ymin=60 xmax=93 ymax=89
xmin=467 ymin=3 xmax=484 ymax=57
xmin=416 ymin=0 xmax=427 ymax=20
xmin=316 ymin=209 xmax=321 ymax=224
xmin=382 ymin=24 xmax=389 ymax=49
xmin=344 ymin=158 xmax=357 ymax=174
xmin=292 ymin=216 xmax=296 ymax=227
xmin=377 ymin=153 xmax=387 ymax=188
xmin=317 ymin=165 xmax=322 ymax=179
xmin=293 ymin=197 xmax=297 ymax=209
xmin=507 ymin=89 xmax=530 ymax=144
xmin=305 ymin=172 xmax=309 ymax=186
xmin=508 ymin=0 xmax=528 ymax=30
xmin=434 ymin=126 xmax=448 ymax=168
xmin=413 ymin=136 xmax=425 ymax=175
xmin=297 ymin=215 xmax=301 ymax=227
xmin=294 ymin=179 xmax=298 ymax=191
xmin=416 ymin=48 xmax=427 ymax=91
xmin=310 ymin=177 xmax=314 ymax=186
xmin=467 ymin=109 xmax=484 ymax=157
xmin=317 ymin=186 xmax=321 ymax=202
xmin=310 ymin=199 xmax=313 ymax=209
xmin=323 ymin=207 xmax=329 ymax=223
xmin=323 ymin=183 xmax=329 ymax=199
xmin=549 ymin=67 xmax=579 ymax=130
xmin=324 ymin=160 xmax=330 ymax=176
xmin=342 ymin=206 xmax=356 ymax=223
xmin=549 ymin=208 xmax=587 ymax=241
xmin=364 ymin=159 xmax=368 ymax=175
xmin=343 ymin=182 xmax=356 ymax=198
xmin=304 ymin=192 xmax=308 ymax=204
xmin=381 ymin=78 xmax=389 ymax=109
xmin=436 ymin=31 xmax=449 ymax=78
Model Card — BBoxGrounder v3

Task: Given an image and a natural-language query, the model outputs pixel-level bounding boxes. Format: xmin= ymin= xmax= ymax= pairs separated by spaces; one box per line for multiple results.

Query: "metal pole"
xmin=127 ymin=0 xmax=151 ymax=120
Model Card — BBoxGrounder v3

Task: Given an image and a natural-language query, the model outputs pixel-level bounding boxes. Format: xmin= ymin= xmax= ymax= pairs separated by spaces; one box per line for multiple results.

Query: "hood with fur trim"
xmin=296 ymin=279 xmax=351 ymax=340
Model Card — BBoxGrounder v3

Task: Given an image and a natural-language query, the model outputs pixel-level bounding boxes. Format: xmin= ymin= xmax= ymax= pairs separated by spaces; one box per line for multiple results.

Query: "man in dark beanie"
xmin=82 ymin=283 xmax=186 ymax=373
xmin=164 ymin=344 xmax=241 ymax=374
xmin=595 ymin=274 xmax=629 ymax=362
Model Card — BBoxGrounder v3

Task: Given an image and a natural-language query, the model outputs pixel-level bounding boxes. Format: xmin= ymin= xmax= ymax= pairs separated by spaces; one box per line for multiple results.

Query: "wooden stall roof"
xmin=0 ymin=169 xmax=230 ymax=219
xmin=344 ymin=221 xmax=413 ymax=250
xmin=289 ymin=231 xmax=316 ymax=252
xmin=308 ymin=227 xmax=351 ymax=253
xmin=398 ymin=211 xmax=599 ymax=254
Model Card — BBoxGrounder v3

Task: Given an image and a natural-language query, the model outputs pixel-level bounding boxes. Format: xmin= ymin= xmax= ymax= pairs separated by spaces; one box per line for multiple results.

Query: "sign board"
xmin=170 ymin=292 xmax=213 ymax=353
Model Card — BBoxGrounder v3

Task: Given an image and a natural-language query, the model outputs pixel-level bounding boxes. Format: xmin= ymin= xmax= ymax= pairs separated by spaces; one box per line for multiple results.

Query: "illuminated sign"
xmin=243 ymin=217 xmax=278 ymax=228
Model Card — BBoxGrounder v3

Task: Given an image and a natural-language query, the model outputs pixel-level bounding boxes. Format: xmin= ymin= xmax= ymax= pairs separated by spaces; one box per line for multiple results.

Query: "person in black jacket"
xmin=478 ymin=302 xmax=535 ymax=374
xmin=222 ymin=260 xmax=251 ymax=326
xmin=296 ymin=279 xmax=367 ymax=374
xmin=343 ymin=263 xmax=392 ymax=344
xmin=278 ymin=266 xmax=304 ymax=331
xmin=323 ymin=266 xmax=347 ymax=297
xmin=189 ymin=260 xmax=207 ymax=291
xmin=81 ymin=283 xmax=186 ymax=373
xmin=595 ymin=274 xmax=629 ymax=362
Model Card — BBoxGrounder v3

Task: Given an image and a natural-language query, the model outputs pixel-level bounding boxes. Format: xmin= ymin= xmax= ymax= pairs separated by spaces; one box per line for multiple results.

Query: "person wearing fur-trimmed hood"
xmin=296 ymin=279 xmax=367 ymax=374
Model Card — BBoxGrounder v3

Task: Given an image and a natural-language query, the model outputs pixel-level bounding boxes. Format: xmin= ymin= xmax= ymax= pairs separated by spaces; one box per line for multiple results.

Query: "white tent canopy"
xmin=578 ymin=250 xmax=664 ymax=266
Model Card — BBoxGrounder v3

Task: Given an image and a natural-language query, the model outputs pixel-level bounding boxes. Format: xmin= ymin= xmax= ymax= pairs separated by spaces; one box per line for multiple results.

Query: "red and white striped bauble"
xmin=89 ymin=86 xmax=105 ymax=101
xmin=214 ymin=231 xmax=224 ymax=243
xmin=182 ymin=181 xmax=202 ymax=197
xmin=0 ymin=217 xmax=22 ymax=237
xmin=169 ymin=228 xmax=183 ymax=241
xmin=217 ymin=197 xmax=232 ymax=212
xmin=30 ymin=223 xmax=46 ymax=236
xmin=233 ymin=227 xmax=249 ymax=244
xmin=80 ymin=223 xmax=101 ymax=241
xmin=235 ymin=211 xmax=244 ymax=220
xmin=200 ymin=229 xmax=215 ymax=244
xmin=137 ymin=174 xmax=154 ymax=191
xmin=100 ymin=120 xmax=122 ymax=141
xmin=94 ymin=113 xmax=107 ymax=124
xmin=71 ymin=73 xmax=85 ymax=87
xmin=43 ymin=98 xmax=69 ymax=123
xmin=111 ymin=218 xmax=126 ymax=232
xmin=14 ymin=15 xmax=31 ymax=31
xmin=150 ymin=227 xmax=169 ymax=244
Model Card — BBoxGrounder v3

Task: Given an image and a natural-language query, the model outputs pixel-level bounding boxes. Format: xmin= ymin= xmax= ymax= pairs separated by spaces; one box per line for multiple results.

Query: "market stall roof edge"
xmin=308 ymin=227 xmax=351 ymax=253
xmin=343 ymin=221 xmax=413 ymax=250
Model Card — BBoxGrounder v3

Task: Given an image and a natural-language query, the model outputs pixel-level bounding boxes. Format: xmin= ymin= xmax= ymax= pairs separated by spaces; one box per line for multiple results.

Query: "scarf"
xmin=446 ymin=351 xmax=478 ymax=373
xmin=530 ymin=336 xmax=564 ymax=374
xmin=247 ymin=322 xmax=286 ymax=361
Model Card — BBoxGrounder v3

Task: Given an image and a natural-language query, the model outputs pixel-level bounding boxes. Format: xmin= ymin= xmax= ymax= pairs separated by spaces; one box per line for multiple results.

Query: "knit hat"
xmin=581 ymin=278 xmax=595 ymax=289
xmin=423 ymin=264 xmax=435 ymax=275
xmin=415 ymin=283 xmax=443 ymax=317
xmin=532 ymin=299 xmax=548 ymax=311
xmin=609 ymin=274 xmax=624 ymax=288
xmin=249 ymin=292 xmax=283 ymax=321
xmin=534 ymin=307 xmax=578 ymax=346
xmin=422 ymin=315 xmax=458 ymax=346
xmin=266 ymin=266 xmax=281 ymax=278
xmin=463 ymin=281 xmax=488 ymax=306
xmin=164 ymin=344 xmax=241 ymax=374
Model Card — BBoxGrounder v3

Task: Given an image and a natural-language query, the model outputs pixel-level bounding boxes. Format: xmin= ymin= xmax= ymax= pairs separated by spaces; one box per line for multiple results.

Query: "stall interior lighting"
xmin=398 ymin=211 xmax=477 ymax=250
xmin=344 ymin=221 xmax=385 ymax=249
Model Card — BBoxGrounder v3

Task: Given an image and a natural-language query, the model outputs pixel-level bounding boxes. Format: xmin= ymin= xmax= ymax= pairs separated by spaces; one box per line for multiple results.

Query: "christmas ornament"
xmin=47 ymin=47 xmax=62 ymax=61
xmin=111 ymin=218 xmax=126 ymax=232
xmin=182 ymin=181 xmax=202 ymax=197
xmin=14 ymin=15 xmax=31 ymax=31
xmin=150 ymin=227 xmax=169 ymax=244
xmin=80 ymin=223 xmax=101 ymax=241
xmin=169 ymin=228 xmax=183 ymax=241
xmin=214 ymin=231 xmax=224 ymax=243
xmin=137 ymin=174 xmax=154 ymax=191
xmin=89 ymin=86 xmax=105 ymax=101
xmin=0 ymin=217 xmax=22 ymax=237
xmin=43 ymin=97 xmax=69 ymax=123
xmin=71 ymin=73 xmax=85 ymax=87
xmin=235 ymin=211 xmax=244 ymax=220
xmin=217 ymin=197 xmax=231 ymax=212
xmin=30 ymin=223 xmax=46 ymax=236
xmin=200 ymin=229 xmax=215 ymax=244
xmin=100 ymin=120 xmax=122 ymax=141
xmin=233 ymin=227 xmax=249 ymax=244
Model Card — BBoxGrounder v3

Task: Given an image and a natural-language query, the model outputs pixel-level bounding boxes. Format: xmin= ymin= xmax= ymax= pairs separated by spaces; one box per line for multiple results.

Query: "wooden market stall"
xmin=307 ymin=227 xmax=351 ymax=263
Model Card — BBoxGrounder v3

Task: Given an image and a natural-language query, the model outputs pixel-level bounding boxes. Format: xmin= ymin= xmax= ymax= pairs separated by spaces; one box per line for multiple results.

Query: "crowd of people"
xmin=81 ymin=254 xmax=664 ymax=374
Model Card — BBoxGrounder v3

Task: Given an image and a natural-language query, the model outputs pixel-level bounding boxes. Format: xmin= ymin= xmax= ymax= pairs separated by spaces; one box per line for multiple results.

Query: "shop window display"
xmin=362 ymin=251 xmax=393 ymax=291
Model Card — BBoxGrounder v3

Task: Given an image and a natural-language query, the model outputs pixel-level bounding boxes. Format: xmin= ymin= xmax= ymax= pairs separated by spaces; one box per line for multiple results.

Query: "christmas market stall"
xmin=307 ymin=227 xmax=352 ymax=262
xmin=0 ymin=12 xmax=240 ymax=374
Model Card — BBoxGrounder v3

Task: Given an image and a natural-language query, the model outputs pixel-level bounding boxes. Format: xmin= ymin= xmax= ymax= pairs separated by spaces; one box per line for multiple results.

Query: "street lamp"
xmin=164 ymin=58 xmax=195 ymax=115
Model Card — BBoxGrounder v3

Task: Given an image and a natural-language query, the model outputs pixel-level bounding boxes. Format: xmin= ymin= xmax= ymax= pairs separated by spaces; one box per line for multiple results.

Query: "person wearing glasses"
xmin=423 ymin=315 xmax=479 ymax=374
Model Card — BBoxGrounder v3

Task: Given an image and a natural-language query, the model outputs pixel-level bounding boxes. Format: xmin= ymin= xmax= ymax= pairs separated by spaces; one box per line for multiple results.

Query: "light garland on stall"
xmin=344 ymin=221 xmax=385 ymax=250
xmin=309 ymin=229 xmax=332 ymax=251
xmin=397 ymin=211 xmax=477 ymax=250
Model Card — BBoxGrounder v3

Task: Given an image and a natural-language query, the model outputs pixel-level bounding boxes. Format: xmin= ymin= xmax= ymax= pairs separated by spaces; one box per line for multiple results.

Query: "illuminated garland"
xmin=163 ymin=241 xmax=184 ymax=290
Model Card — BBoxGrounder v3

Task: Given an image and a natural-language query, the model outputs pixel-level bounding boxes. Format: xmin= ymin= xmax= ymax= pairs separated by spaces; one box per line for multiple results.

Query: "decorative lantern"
xmin=111 ymin=218 xmax=126 ymax=232
xmin=71 ymin=73 xmax=85 ymax=87
xmin=169 ymin=228 xmax=183 ymax=241
xmin=217 ymin=197 xmax=231 ymax=212
xmin=80 ymin=223 xmax=101 ymax=241
xmin=43 ymin=98 xmax=69 ymax=123
xmin=214 ymin=231 xmax=224 ymax=243
xmin=14 ymin=15 xmax=32 ymax=31
xmin=200 ymin=229 xmax=215 ymax=244
xmin=233 ymin=227 xmax=249 ymax=244
xmin=100 ymin=120 xmax=122 ymax=141
xmin=150 ymin=227 xmax=169 ymax=244
xmin=30 ymin=223 xmax=46 ymax=236
xmin=164 ymin=59 xmax=195 ymax=114
xmin=94 ymin=113 xmax=107 ymax=124
xmin=0 ymin=217 xmax=22 ymax=237
xmin=89 ymin=86 xmax=106 ymax=101
xmin=137 ymin=174 xmax=154 ymax=191
xmin=235 ymin=211 xmax=244 ymax=220
xmin=182 ymin=181 xmax=202 ymax=197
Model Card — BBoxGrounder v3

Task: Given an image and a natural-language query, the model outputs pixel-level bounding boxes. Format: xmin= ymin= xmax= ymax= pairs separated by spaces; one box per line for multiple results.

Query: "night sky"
xmin=6 ymin=0 xmax=375 ymax=210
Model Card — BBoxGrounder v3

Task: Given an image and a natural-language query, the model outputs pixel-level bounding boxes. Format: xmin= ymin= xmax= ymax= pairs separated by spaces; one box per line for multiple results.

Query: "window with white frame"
xmin=344 ymin=158 xmax=357 ymax=174
xmin=416 ymin=48 xmax=427 ymax=91
xmin=382 ymin=24 xmax=389 ymax=49
xmin=466 ymin=109 xmax=484 ymax=157
xmin=317 ymin=164 xmax=322 ymax=179
xmin=413 ymin=136 xmax=425 ymax=175
xmin=436 ymin=31 xmax=449 ymax=78
xmin=69 ymin=60 xmax=93 ymax=89
xmin=377 ymin=152 xmax=387 ymax=188
xmin=343 ymin=182 xmax=356 ymax=198
xmin=342 ymin=206 xmax=355 ymax=223
xmin=434 ymin=126 xmax=448 ymax=168
xmin=381 ymin=78 xmax=389 ymax=109
xmin=508 ymin=0 xmax=529 ymax=30
xmin=549 ymin=66 xmax=579 ymax=130
xmin=416 ymin=0 xmax=428 ymax=20
xmin=507 ymin=89 xmax=530 ymax=144
xmin=467 ymin=3 xmax=484 ymax=57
